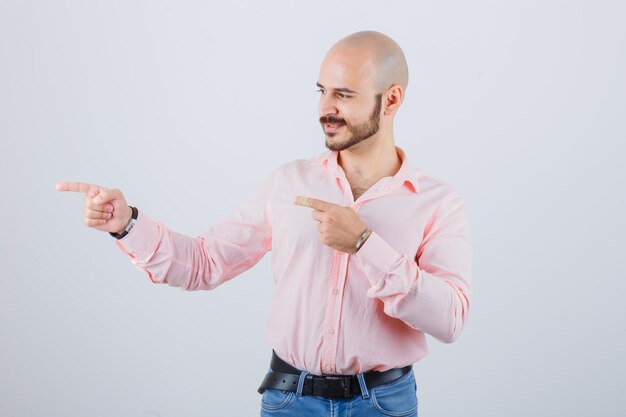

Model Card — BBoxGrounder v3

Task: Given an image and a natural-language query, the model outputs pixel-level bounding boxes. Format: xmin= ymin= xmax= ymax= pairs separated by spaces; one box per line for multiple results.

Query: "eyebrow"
xmin=316 ymin=82 xmax=358 ymax=95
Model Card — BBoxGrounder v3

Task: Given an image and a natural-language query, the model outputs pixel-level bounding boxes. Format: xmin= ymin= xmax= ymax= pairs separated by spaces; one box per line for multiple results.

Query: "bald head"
xmin=325 ymin=31 xmax=409 ymax=92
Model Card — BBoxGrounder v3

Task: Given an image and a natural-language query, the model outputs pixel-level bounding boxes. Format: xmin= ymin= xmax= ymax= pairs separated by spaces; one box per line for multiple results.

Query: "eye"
xmin=336 ymin=92 xmax=346 ymax=99
xmin=317 ymin=88 xmax=325 ymax=95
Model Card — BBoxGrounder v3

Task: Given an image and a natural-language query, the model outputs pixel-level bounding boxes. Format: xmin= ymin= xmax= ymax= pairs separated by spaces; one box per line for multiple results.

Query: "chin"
xmin=325 ymin=136 xmax=341 ymax=149
xmin=325 ymin=139 xmax=350 ymax=152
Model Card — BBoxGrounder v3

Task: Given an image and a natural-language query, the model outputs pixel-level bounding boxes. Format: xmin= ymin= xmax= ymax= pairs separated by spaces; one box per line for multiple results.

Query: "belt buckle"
xmin=323 ymin=375 xmax=353 ymax=399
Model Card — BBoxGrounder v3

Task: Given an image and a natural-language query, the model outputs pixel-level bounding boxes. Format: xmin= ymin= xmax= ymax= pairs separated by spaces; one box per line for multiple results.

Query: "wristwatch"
xmin=110 ymin=206 xmax=138 ymax=240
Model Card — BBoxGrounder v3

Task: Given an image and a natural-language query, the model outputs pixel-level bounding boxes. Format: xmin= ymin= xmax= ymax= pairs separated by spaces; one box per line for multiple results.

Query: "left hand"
xmin=294 ymin=196 xmax=368 ymax=253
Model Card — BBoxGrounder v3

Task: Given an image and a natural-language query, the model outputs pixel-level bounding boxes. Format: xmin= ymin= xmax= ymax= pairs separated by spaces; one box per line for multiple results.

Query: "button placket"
xmin=327 ymin=251 xmax=349 ymax=374
xmin=320 ymin=174 xmax=354 ymax=375
xmin=320 ymin=250 xmax=341 ymax=374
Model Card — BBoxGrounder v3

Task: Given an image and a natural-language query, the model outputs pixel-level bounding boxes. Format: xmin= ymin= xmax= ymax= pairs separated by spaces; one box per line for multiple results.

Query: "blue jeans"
xmin=260 ymin=367 xmax=418 ymax=417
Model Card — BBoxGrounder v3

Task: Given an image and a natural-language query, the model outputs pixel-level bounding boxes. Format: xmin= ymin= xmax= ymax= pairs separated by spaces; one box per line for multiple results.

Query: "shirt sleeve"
xmin=113 ymin=169 xmax=278 ymax=291
xmin=353 ymin=192 xmax=472 ymax=343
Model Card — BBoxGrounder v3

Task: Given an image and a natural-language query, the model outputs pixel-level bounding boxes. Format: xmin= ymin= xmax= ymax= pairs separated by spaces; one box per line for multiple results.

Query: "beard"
xmin=321 ymin=93 xmax=383 ymax=151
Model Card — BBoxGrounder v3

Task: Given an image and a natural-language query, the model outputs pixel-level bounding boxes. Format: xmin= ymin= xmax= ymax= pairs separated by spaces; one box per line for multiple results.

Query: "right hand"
xmin=55 ymin=182 xmax=133 ymax=234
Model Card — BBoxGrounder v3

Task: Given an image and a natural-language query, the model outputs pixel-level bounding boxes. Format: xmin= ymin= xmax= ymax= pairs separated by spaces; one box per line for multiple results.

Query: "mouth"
xmin=323 ymin=123 xmax=345 ymax=133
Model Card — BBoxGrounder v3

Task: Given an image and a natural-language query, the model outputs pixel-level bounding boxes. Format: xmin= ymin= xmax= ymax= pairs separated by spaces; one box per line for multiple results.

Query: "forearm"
xmin=354 ymin=231 xmax=470 ymax=342
xmin=353 ymin=194 xmax=472 ymax=343
xmin=114 ymin=209 xmax=271 ymax=291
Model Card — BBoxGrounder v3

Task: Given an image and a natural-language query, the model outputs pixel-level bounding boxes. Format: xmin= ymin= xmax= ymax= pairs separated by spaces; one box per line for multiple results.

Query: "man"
xmin=56 ymin=31 xmax=472 ymax=417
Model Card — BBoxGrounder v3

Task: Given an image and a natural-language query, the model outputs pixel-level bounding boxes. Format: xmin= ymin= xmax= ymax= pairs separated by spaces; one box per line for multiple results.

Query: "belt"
xmin=257 ymin=351 xmax=413 ymax=399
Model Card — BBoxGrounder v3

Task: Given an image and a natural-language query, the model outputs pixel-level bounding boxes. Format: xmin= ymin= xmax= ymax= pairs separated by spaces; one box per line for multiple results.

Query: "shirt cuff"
xmin=353 ymin=230 xmax=404 ymax=284
xmin=114 ymin=208 xmax=161 ymax=262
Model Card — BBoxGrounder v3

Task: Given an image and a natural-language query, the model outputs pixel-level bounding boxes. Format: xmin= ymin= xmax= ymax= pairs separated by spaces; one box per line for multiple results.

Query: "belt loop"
xmin=296 ymin=371 xmax=310 ymax=397
xmin=356 ymin=373 xmax=370 ymax=399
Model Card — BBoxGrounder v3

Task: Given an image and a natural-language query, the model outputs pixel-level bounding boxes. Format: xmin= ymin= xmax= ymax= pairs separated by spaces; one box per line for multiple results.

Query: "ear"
xmin=383 ymin=84 xmax=404 ymax=116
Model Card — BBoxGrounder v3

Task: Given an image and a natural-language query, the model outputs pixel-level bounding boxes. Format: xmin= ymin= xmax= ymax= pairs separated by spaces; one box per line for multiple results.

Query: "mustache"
xmin=319 ymin=115 xmax=346 ymax=125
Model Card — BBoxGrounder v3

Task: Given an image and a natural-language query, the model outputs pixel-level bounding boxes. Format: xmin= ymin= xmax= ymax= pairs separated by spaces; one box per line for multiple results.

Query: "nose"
xmin=318 ymin=93 xmax=338 ymax=117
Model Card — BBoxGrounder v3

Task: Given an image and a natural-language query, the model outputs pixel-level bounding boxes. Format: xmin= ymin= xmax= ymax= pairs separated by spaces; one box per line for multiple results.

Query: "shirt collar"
xmin=314 ymin=145 xmax=421 ymax=194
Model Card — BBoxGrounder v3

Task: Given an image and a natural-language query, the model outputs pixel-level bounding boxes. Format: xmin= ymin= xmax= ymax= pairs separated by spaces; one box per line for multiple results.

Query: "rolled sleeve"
xmin=114 ymin=209 xmax=161 ymax=262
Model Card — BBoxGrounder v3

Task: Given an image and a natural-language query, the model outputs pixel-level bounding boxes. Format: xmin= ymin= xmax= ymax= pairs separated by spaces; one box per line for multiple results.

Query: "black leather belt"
xmin=257 ymin=351 xmax=413 ymax=399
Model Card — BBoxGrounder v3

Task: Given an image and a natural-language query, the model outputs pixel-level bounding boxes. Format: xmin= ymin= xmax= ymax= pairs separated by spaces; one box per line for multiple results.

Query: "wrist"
xmin=352 ymin=228 xmax=373 ymax=254
xmin=115 ymin=206 xmax=134 ymax=234
xmin=110 ymin=206 xmax=138 ymax=240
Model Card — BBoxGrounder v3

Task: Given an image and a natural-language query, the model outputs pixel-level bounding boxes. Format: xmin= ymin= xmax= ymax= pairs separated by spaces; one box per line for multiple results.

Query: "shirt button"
xmin=328 ymin=328 xmax=335 ymax=334
xmin=332 ymin=288 xmax=339 ymax=295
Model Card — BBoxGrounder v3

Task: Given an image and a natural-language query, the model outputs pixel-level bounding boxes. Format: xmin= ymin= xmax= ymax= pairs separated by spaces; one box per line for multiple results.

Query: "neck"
xmin=337 ymin=133 xmax=401 ymax=185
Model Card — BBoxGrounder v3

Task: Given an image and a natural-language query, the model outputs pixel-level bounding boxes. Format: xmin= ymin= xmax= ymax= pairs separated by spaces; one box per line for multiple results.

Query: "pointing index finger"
xmin=55 ymin=182 xmax=104 ymax=197
xmin=293 ymin=196 xmax=334 ymax=211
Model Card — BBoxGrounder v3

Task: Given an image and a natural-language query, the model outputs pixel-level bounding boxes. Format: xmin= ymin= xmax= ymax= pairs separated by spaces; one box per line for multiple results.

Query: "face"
xmin=319 ymin=93 xmax=382 ymax=151
xmin=317 ymin=49 xmax=384 ymax=151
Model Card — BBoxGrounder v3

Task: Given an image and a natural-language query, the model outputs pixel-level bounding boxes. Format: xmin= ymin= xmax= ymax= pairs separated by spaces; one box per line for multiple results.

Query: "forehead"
xmin=318 ymin=49 xmax=378 ymax=92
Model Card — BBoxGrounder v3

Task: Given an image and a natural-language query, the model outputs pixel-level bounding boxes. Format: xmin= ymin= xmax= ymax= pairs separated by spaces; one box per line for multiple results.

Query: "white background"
xmin=1 ymin=1 xmax=625 ymax=416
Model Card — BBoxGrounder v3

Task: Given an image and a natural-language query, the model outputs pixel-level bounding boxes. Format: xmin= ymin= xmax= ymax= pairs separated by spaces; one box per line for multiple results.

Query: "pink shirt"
xmin=115 ymin=146 xmax=472 ymax=375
